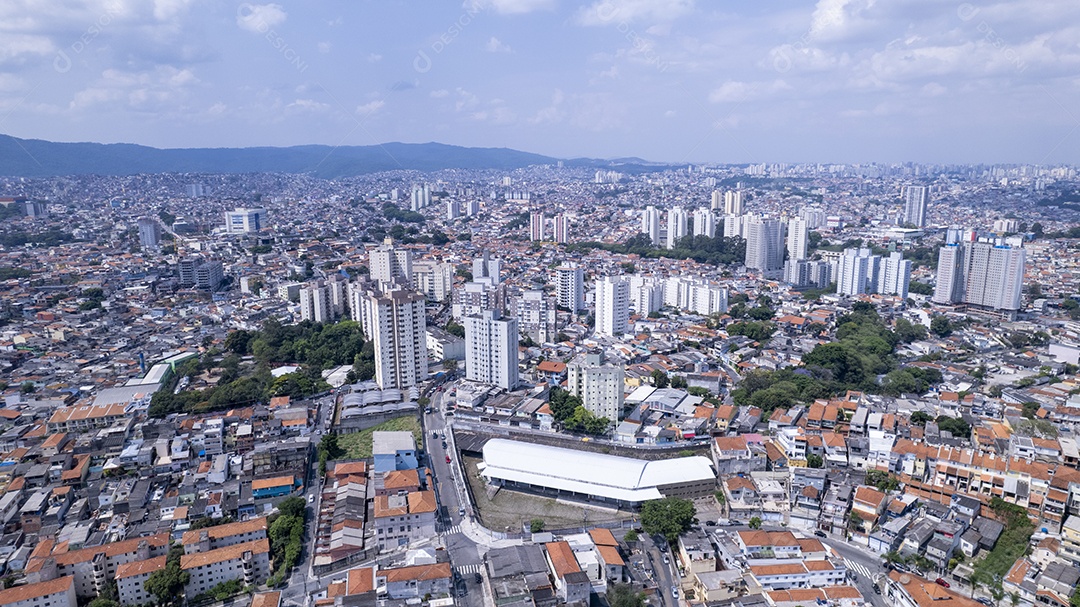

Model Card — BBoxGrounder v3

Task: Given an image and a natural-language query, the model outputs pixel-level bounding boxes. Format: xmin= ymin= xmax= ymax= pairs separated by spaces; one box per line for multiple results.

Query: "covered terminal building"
xmin=479 ymin=438 xmax=716 ymax=507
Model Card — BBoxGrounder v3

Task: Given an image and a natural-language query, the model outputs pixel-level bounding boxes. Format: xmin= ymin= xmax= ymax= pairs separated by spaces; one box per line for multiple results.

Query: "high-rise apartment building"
xmin=628 ymin=276 xmax=663 ymax=315
xmin=369 ymin=238 xmax=413 ymax=286
xmin=711 ymin=190 xmax=723 ymax=211
xmin=464 ymin=310 xmax=519 ymax=390
xmin=641 ymin=206 xmax=661 ymax=246
xmin=567 ymin=352 xmax=624 ymax=423
xmin=410 ymin=184 xmax=431 ymax=211
xmin=902 ymin=185 xmax=929 ymax=228
xmin=693 ymin=208 xmax=715 ymax=238
xmin=555 ymin=263 xmax=584 ymax=312
xmin=933 ymin=240 xmax=1025 ymax=315
xmin=836 ymin=248 xmax=872 ymax=296
xmin=530 ymin=212 xmax=546 ymax=242
xmin=517 ymin=290 xmax=557 ymax=344
xmin=412 ymin=261 xmax=454 ymax=302
xmin=784 ymin=259 xmax=832 ymax=289
xmin=362 ymin=289 xmax=428 ymax=390
xmin=744 ymin=217 xmax=785 ymax=275
xmin=594 ymin=276 xmax=630 ymax=337
xmin=878 ymin=252 xmax=912 ymax=299
xmin=666 ymin=207 xmax=687 ymax=249
xmin=299 ymin=281 xmax=332 ymax=323
xmin=786 ymin=217 xmax=808 ymax=261
xmin=553 ymin=214 xmax=569 ymax=244
xmin=724 ymin=190 xmax=743 ymax=216
xmin=472 ymin=250 xmax=501 ymax=284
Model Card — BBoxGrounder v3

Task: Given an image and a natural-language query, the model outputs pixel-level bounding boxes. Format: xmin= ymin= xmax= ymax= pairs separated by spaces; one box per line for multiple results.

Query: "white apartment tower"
xmin=299 ymin=282 xmax=333 ymax=323
xmin=641 ymin=206 xmax=661 ymax=246
xmin=412 ymin=261 xmax=454 ymax=302
xmin=363 ymin=289 xmax=428 ymax=390
xmin=464 ymin=309 xmax=519 ymax=390
xmin=836 ymin=248 xmax=872 ymax=296
xmin=666 ymin=206 xmax=688 ymax=249
xmin=786 ymin=217 xmax=809 ymax=261
xmin=902 ymin=185 xmax=929 ymax=228
xmin=934 ymin=241 xmax=1025 ymax=314
xmin=472 ymin=250 xmax=501 ymax=284
xmin=567 ymin=353 xmax=624 ymax=422
xmin=530 ymin=212 xmax=546 ymax=242
xmin=693 ymin=207 xmax=716 ymax=238
xmin=517 ymin=290 xmax=557 ymax=344
xmin=555 ymin=263 xmax=584 ymax=312
xmin=369 ymin=238 xmax=413 ymax=286
xmin=724 ymin=190 xmax=743 ymax=216
xmin=744 ymin=217 xmax=785 ymax=275
xmin=711 ymin=190 xmax=723 ymax=211
xmin=553 ymin=214 xmax=569 ymax=243
xmin=594 ymin=276 xmax=630 ymax=338
xmin=878 ymin=252 xmax=912 ymax=299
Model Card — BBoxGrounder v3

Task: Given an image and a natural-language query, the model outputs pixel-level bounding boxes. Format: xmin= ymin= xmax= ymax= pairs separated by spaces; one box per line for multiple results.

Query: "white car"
xmin=671 ymin=587 xmax=679 ymax=599
xmin=308 ymin=494 xmax=314 ymax=504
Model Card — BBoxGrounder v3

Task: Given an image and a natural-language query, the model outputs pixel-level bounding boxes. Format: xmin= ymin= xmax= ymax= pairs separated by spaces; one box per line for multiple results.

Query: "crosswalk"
xmin=455 ymin=563 xmax=483 ymax=575
xmin=442 ymin=525 xmax=462 ymax=535
xmin=844 ymin=559 xmax=873 ymax=579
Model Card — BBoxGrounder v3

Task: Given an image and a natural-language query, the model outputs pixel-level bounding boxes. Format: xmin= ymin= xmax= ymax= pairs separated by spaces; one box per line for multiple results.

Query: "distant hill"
xmin=0 ymin=134 xmax=670 ymax=178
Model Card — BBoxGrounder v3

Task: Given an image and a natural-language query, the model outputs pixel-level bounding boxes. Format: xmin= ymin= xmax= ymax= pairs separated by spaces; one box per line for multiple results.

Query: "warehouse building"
xmin=479 ymin=439 xmax=715 ymax=506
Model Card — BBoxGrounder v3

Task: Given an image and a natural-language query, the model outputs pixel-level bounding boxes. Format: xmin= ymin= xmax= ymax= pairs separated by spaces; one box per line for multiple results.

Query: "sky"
xmin=1 ymin=0 xmax=1079 ymax=165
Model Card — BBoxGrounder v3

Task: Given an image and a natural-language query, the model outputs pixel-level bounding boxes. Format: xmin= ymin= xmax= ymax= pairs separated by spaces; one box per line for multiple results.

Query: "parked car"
xmin=935 ymin=578 xmax=950 ymax=588
xmin=814 ymin=530 xmax=827 ymax=538
xmin=474 ymin=573 xmax=482 ymax=584
xmin=459 ymin=507 xmax=466 ymax=517
xmin=445 ymin=455 xmax=452 ymax=463
xmin=671 ymin=586 xmax=679 ymax=599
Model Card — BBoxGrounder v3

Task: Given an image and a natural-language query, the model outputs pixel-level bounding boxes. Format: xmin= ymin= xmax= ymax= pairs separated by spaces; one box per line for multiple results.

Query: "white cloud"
xmin=356 ymin=100 xmax=385 ymax=116
xmin=288 ymin=99 xmax=330 ymax=112
xmin=69 ymin=66 xmax=199 ymax=112
xmin=708 ymin=79 xmax=791 ymax=103
xmin=485 ymin=37 xmax=512 ymax=53
xmin=237 ymin=3 xmax=287 ymax=33
xmin=317 ymin=42 xmax=331 ymax=53
xmin=466 ymin=0 xmax=556 ymax=15
xmin=430 ymin=89 xmax=450 ymax=98
xmin=576 ymin=0 xmax=695 ymax=26
xmin=454 ymin=88 xmax=479 ymax=112
xmin=529 ymin=89 xmax=565 ymax=124
xmin=367 ymin=53 xmax=383 ymax=63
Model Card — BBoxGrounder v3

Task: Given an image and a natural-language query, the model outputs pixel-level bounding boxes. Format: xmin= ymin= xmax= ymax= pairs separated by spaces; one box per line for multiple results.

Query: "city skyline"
xmin=0 ymin=1 xmax=1077 ymax=165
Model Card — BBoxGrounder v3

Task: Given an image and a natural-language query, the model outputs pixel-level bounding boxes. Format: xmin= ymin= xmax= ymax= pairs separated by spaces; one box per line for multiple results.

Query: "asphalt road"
xmin=423 ymin=389 xmax=485 ymax=607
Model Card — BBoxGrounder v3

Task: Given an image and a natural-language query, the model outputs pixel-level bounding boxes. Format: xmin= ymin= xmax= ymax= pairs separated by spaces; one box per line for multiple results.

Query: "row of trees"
xmin=568 ymin=232 xmax=746 ymax=267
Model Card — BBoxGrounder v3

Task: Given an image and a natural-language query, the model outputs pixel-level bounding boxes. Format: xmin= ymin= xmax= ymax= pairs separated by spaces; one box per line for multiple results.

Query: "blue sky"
xmin=1 ymin=0 xmax=1078 ymax=164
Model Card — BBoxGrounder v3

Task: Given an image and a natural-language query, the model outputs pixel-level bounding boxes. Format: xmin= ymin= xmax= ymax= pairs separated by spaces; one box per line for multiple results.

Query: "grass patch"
xmin=972 ymin=497 xmax=1034 ymax=598
xmin=338 ymin=416 xmax=422 ymax=458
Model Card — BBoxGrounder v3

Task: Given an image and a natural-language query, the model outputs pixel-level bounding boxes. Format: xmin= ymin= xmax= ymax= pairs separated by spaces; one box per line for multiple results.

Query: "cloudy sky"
xmin=1 ymin=0 xmax=1078 ymax=164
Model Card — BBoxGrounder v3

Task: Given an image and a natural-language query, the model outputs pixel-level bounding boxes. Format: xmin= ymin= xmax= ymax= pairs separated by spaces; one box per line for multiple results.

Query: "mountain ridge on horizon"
xmin=0 ymin=133 xmax=671 ymax=179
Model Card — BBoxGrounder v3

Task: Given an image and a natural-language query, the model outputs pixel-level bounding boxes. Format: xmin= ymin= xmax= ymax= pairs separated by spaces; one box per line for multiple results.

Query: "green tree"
xmin=609 ymin=583 xmax=646 ymax=607
xmin=446 ymin=320 xmax=465 ymax=338
xmin=145 ymin=544 xmax=189 ymax=606
xmin=910 ymin=411 xmax=934 ymax=425
xmin=670 ymin=375 xmax=688 ymax=389
xmin=930 ymin=315 xmax=952 ymax=337
xmin=640 ymin=497 xmax=697 ymax=543
xmin=278 ymin=496 xmax=305 ymax=518
xmin=651 ymin=369 xmax=670 ymax=388
xmin=624 ymin=529 xmax=639 ymax=543
xmin=748 ymin=516 xmax=762 ymax=530
xmin=806 ymin=454 xmax=823 ymax=469
xmin=529 ymin=519 xmax=545 ymax=533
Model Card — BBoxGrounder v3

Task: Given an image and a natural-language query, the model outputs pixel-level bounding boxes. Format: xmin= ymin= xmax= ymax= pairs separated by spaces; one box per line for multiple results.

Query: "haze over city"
xmin=1 ymin=0 xmax=1079 ymax=163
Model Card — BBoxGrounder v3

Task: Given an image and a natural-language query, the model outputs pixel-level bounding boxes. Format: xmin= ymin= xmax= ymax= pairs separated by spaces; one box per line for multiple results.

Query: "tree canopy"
xmin=640 ymin=497 xmax=696 ymax=543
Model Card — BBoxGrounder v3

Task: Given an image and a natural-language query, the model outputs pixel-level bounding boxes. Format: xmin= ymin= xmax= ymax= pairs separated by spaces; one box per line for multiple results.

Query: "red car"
xmin=935 ymin=578 xmax=950 ymax=588
xmin=445 ymin=455 xmax=452 ymax=463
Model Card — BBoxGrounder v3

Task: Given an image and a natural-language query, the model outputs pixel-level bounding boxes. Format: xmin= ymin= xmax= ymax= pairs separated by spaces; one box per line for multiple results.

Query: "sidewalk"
xmin=460 ymin=517 xmax=525 ymax=550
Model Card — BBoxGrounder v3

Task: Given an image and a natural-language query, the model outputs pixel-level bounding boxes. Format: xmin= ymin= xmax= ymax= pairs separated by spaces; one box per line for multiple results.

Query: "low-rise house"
xmin=378 ymin=562 xmax=452 ymax=600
